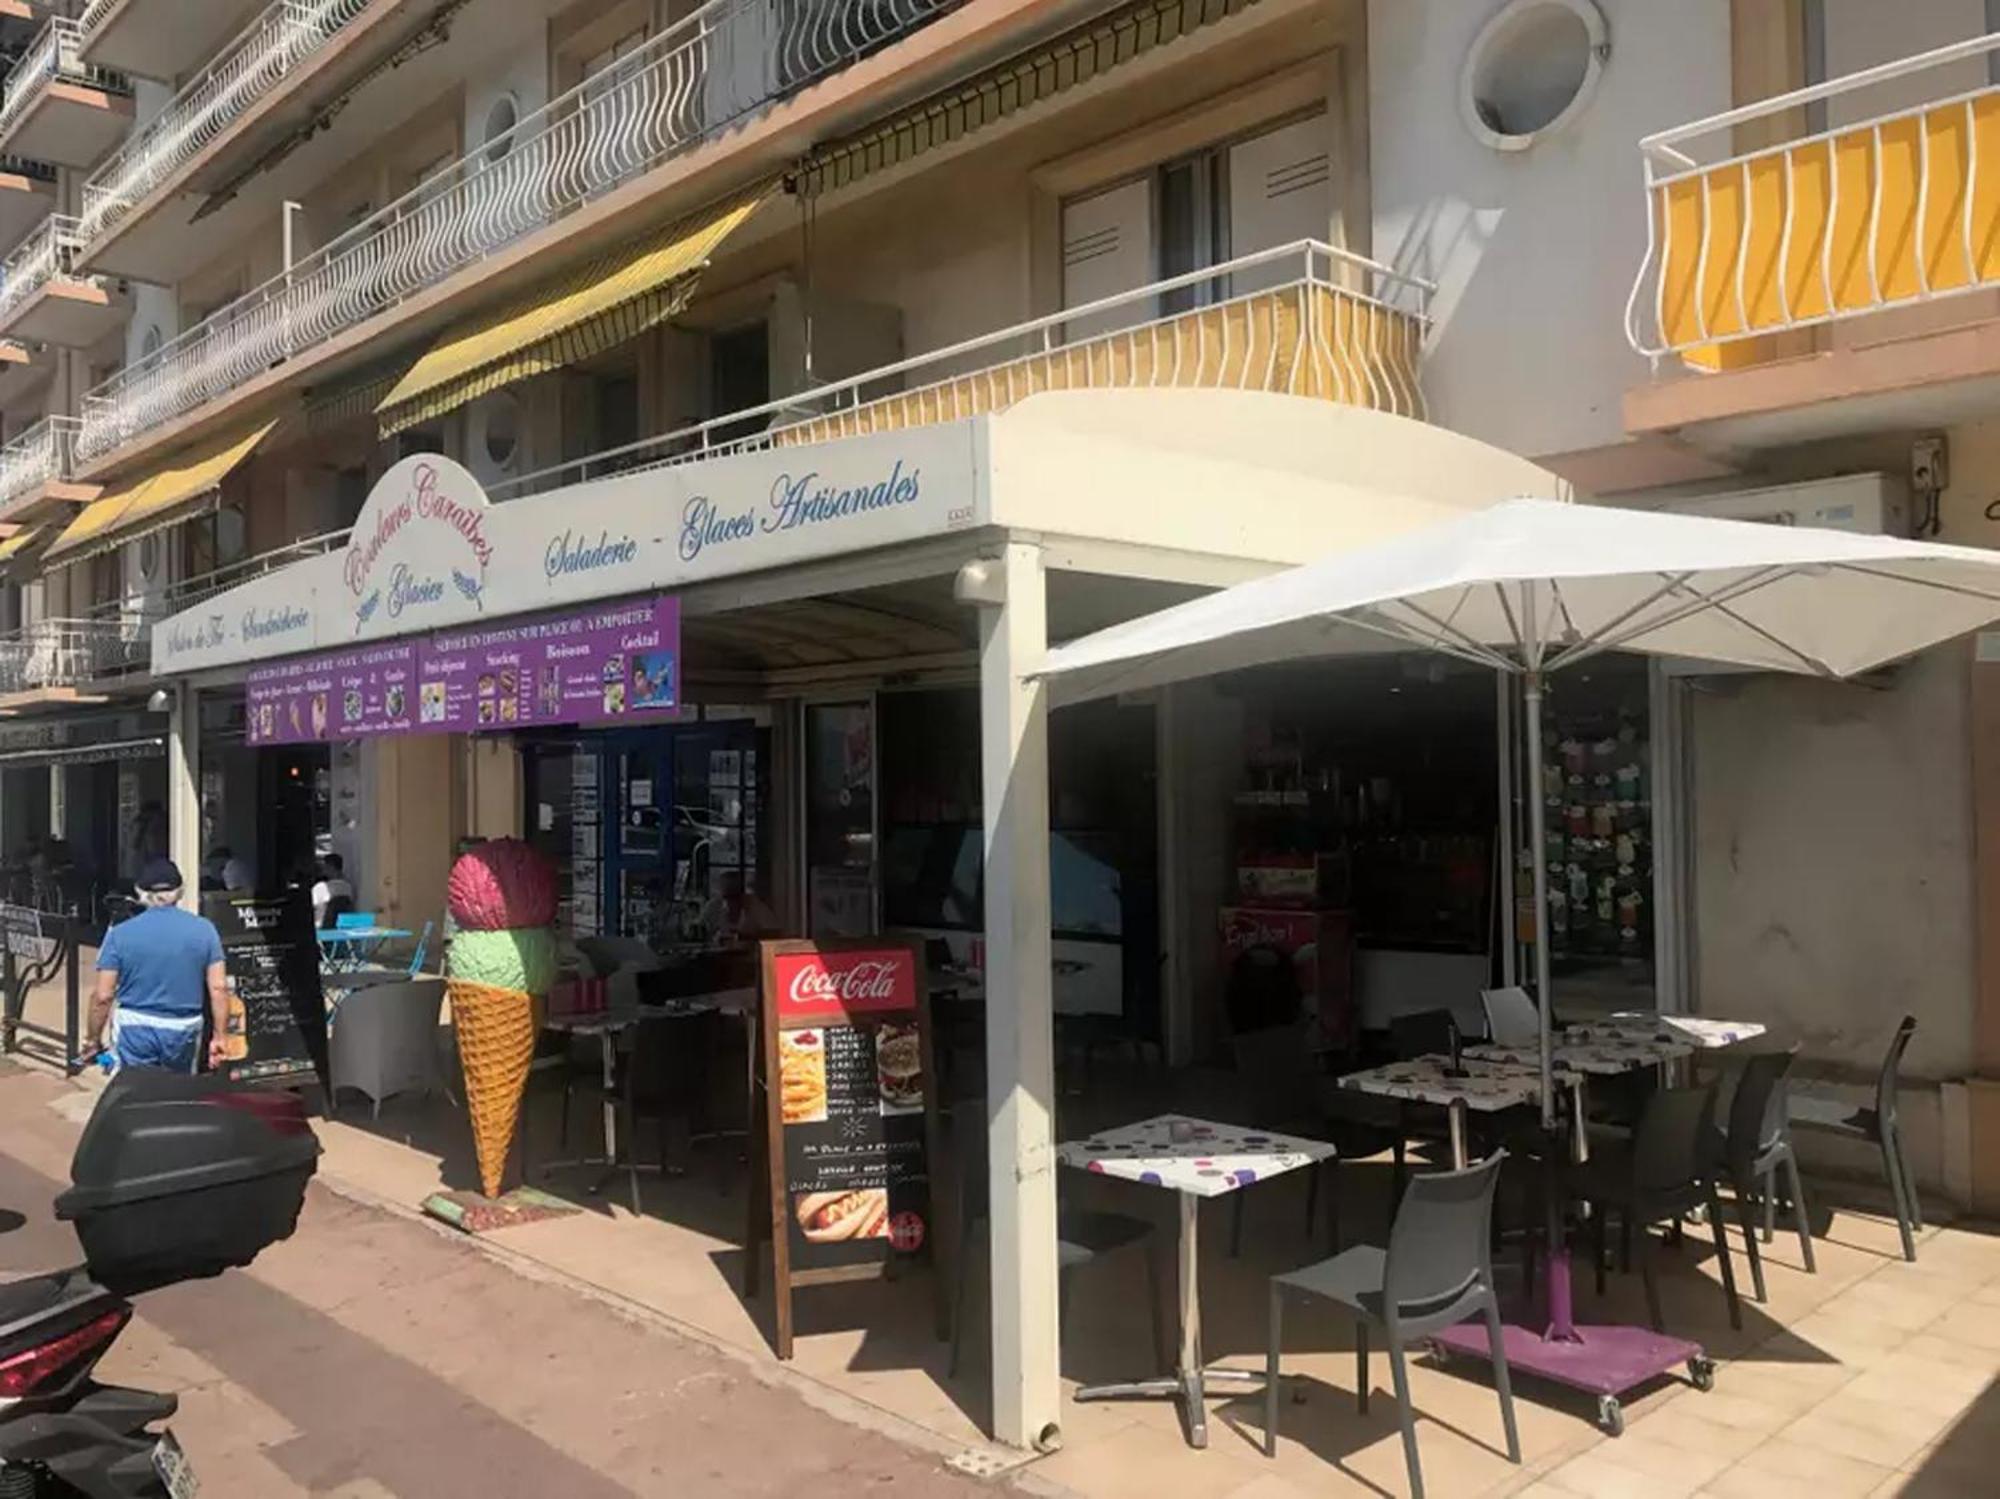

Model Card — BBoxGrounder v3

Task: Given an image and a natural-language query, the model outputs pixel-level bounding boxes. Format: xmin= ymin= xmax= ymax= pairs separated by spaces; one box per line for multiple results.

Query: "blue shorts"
xmin=111 ymin=1009 xmax=202 ymax=1073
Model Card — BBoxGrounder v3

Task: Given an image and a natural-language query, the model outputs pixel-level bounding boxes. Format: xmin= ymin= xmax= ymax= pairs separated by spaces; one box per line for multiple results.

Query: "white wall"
xmin=1690 ymin=649 xmax=1975 ymax=1086
xmin=1367 ymin=0 xmax=1733 ymax=459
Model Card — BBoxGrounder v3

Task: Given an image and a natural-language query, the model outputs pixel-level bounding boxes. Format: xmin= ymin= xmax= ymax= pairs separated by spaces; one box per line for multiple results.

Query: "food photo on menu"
xmin=779 ymin=1030 xmax=828 ymax=1124
xmin=793 ymin=1189 xmax=889 ymax=1244
xmin=874 ymin=1022 xmax=923 ymax=1115
xmin=420 ymin=681 xmax=446 ymax=723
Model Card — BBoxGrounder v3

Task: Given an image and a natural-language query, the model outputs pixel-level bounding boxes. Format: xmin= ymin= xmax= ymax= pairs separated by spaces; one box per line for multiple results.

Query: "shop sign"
xmin=154 ymin=422 xmax=983 ymax=675
xmin=747 ymin=936 xmax=942 ymax=1361
xmin=245 ymin=594 xmax=679 ymax=746
xmin=344 ymin=454 xmax=495 ymax=632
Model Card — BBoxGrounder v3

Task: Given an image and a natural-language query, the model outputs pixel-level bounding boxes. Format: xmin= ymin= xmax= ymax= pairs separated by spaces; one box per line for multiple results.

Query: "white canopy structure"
xmin=1036 ymin=496 xmax=2000 ymax=1121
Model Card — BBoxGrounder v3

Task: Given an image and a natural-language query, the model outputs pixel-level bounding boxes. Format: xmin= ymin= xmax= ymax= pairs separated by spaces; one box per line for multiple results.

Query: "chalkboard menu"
xmin=213 ymin=893 xmax=327 ymax=1095
xmin=745 ymin=937 xmax=942 ymax=1360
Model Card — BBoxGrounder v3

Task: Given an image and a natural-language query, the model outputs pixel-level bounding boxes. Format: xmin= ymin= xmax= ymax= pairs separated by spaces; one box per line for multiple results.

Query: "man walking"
xmin=86 ymin=859 xmax=230 ymax=1073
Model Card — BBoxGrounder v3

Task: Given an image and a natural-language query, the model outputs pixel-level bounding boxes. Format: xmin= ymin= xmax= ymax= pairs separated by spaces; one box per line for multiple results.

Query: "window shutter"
xmin=1227 ymin=114 xmax=1333 ymax=294
xmin=1061 ymin=177 xmax=1155 ymax=336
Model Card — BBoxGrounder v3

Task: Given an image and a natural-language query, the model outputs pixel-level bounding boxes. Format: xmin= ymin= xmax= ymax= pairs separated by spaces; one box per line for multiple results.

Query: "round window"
xmin=481 ymin=392 xmax=519 ymax=471
xmin=1459 ymin=0 xmax=1607 ymax=152
xmin=136 ymin=532 xmax=160 ymax=581
xmin=483 ymin=93 xmax=519 ymax=166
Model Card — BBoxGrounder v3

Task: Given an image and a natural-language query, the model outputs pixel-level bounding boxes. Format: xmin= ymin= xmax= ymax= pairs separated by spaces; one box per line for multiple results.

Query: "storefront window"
xmin=1534 ymin=661 xmax=1655 ymax=1004
xmin=804 ymin=701 xmax=874 ymax=937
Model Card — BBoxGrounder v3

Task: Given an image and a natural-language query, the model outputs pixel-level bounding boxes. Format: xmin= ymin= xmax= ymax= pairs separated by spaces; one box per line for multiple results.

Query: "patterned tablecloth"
xmin=1339 ymin=1056 xmax=1543 ymax=1111
xmin=1056 ymin=1114 xmax=1335 ymax=1198
xmin=1465 ymin=1033 xmax=1691 ymax=1075
xmin=1585 ymin=1013 xmax=1768 ymax=1049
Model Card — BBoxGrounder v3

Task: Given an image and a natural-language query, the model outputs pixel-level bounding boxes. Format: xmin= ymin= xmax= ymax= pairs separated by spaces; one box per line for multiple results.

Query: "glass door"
xmin=804 ymin=700 xmax=875 ymax=937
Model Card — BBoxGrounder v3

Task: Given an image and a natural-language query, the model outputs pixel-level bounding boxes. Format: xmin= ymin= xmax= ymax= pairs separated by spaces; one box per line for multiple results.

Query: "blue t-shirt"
xmin=97 ymin=907 xmax=225 ymax=1019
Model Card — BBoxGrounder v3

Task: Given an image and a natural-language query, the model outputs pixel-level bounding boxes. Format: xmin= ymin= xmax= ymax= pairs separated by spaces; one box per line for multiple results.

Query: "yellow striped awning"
xmin=44 ymin=419 xmax=277 ymax=565
xmin=377 ymin=185 xmax=776 ymax=437
xmin=0 ymin=527 xmax=42 ymax=563
xmin=795 ymin=0 xmax=1263 ymax=198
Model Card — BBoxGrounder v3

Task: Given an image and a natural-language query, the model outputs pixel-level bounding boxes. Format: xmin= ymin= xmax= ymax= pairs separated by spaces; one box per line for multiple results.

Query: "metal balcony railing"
xmin=0 ymin=214 xmax=86 ymax=327
xmin=0 ymin=18 xmax=132 ymax=147
xmin=1626 ymin=32 xmax=2000 ymax=369
xmin=75 ymin=0 xmax=957 ymax=466
xmin=491 ymin=239 xmax=1435 ymax=500
xmin=0 ymin=615 xmax=149 ymax=693
xmin=0 ymin=414 xmax=79 ymax=513
xmin=78 ymin=0 xmax=374 ymax=249
xmin=157 ymin=525 xmax=349 ymax=612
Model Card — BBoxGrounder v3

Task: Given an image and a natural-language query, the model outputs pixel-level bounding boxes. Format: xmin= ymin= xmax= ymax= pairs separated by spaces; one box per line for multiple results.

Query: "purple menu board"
xmin=246 ymin=594 xmax=679 ymax=747
xmin=417 ymin=594 xmax=679 ymax=733
xmin=247 ymin=643 xmax=416 ymax=746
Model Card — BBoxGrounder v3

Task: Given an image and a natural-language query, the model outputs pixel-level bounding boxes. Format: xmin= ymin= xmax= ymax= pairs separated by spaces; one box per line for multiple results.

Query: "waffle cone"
xmin=448 ymin=978 xmax=539 ymax=1199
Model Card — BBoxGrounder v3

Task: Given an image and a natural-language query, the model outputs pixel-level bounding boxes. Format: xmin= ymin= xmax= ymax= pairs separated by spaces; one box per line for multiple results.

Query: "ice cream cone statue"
xmin=444 ymin=840 xmax=558 ymax=1199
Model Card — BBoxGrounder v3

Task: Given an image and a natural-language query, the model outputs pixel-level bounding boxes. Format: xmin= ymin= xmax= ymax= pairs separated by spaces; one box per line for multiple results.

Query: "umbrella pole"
xmin=1524 ymin=669 xmax=1556 ymax=1130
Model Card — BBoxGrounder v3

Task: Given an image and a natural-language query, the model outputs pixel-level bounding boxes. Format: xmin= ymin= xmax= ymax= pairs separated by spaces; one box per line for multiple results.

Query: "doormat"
xmin=421 ymin=1186 xmax=581 ymax=1235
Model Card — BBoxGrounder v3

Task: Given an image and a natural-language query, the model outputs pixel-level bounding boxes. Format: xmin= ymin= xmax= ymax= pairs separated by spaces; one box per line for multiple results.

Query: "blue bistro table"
xmin=316 ymin=926 xmax=412 ymax=972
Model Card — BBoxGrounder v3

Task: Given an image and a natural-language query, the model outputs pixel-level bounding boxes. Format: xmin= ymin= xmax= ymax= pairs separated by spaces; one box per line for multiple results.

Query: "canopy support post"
xmin=1497 ymin=672 xmax=1517 ymax=988
xmin=167 ymin=681 xmax=201 ymax=912
xmin=972 ymin=542 xmax=1061 ymax=1451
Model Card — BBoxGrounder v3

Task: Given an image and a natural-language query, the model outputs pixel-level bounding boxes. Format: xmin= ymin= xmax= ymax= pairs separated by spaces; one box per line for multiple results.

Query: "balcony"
xmin=492 ymin=240 xmax=1433 ymax=499
xmin=0 ymin=18 xmax=134 ymax=169
xmin=0 ymin=616 xmax=149 ymax=696
xmin=75 ymin=0 xmax=268 ymax=83
xmin=0 ymin=339 xmax=43 ymax=406
xmin=0 ymin=153 xmax=53 ymax=255
xmin=76 ymin=0 xmax=420 ymax=284
xmin=0 ymin=414 xmax=90 ymax=524
xmin=1627 ymin=33 xmax=2000 ymax=375
xmin=74 ymin=0 xmax=957 ymax=469
xmin=0 ymin=216 xmax=126 ymax=347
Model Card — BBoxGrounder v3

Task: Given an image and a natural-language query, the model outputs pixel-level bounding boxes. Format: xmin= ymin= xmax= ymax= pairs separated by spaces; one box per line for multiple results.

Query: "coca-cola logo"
xmin=775 ymin=949 xmax=914 ymax=1019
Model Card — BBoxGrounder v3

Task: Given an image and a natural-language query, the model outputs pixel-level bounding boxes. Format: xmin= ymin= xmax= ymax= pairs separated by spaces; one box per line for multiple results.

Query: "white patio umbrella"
xmin=1035 ymin=496 xmax=2000 ymax=1123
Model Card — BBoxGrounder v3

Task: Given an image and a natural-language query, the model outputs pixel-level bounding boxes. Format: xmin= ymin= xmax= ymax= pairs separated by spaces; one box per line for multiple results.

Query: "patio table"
xmin=1338 ymin=1055 xmax=1542 ymax=1167
xmin=1576 ymin=1013 xmax=1769 ymax=1051
xmin=316 ymin=925 xmax=412 ymax=971
xmin=1057 ymin=1113 xmax=1335 ymax=1449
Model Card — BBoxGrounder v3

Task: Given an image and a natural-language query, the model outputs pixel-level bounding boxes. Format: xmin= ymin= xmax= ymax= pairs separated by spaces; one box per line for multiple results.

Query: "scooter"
xmin=0 ymin=1072 xmax=320 ymax=1497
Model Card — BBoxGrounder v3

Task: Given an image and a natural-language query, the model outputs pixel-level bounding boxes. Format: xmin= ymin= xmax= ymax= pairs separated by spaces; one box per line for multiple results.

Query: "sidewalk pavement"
xmin=0 ymin=1061 xmax=1016 ymax=1499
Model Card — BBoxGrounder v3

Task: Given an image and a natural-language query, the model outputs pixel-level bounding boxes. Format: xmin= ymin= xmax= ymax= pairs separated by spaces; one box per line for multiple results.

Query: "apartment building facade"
xmin=1 ymin=0 xmax=1998 ymax=1442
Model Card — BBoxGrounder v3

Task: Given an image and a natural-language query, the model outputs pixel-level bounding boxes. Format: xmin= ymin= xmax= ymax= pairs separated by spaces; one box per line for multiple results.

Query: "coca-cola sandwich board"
xmin=745 ymin=937 xmax=946 ymax=1360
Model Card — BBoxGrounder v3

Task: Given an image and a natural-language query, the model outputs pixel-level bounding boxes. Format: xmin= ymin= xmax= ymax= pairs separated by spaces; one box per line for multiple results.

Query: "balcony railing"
xmin=1626 ymin=32 xmax=2000 ymax=369
xmin=0 ymin=414 xmax=79 ymax=513
xmin=78 ymin=0 xmax=374 ymax=249
xmin=0 ymin=214 xmax=84 ymax=327
xmin=0 ymin=615 xmax=148 ymax=693
xmin=75 ymin=0 xmax=957 ymax=466
xmin=158 ymin=524 xmax=349 ymax=612
xmin=491 ymin=239 xmax=1433 ymax=500
xmin=0 ymin=18 xmax=130 ymax=146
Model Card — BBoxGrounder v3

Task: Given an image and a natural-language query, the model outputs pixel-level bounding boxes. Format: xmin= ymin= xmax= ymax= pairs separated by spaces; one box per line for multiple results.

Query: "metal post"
xmin=1496 ymin=672 xmax=1517 ymax=987
xmin=62 ymin=919 xmax=77 ymax=1074
xmin=166 ymin=681 xmax=200 ymax=911
xmin=1524 ymin=669 xmax=1556 ymax=1130
xmin=972 ymin=543 xmax=1061 ymax=1451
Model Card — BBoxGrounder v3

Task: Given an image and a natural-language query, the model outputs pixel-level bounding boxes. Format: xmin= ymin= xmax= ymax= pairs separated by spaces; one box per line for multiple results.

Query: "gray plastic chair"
xmin=1716 ymin=1046 xmax=1814 ymax=1302
xmin=328 ymin=979 xmax=447 ymax=1118
xmin=1264 ymin=1152 xmax=1518 ymax=1499
xmin=1568 ymin=1086 xmax=1741 ymax=1333
xmin=1789 ymin=1014 xmax=1919 ymax=1261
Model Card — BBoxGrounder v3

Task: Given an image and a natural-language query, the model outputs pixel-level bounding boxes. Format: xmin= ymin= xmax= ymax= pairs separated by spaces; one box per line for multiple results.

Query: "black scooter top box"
xmin=54 ymin=1071 xmax=320 ymax=1295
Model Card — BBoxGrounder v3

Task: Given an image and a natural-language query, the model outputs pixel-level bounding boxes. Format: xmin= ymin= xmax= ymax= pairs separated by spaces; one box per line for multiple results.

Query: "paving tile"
xmin=1778 ymin=1390 xmax=1955 ymax=1471
xmin=1704 ymin=1437 xmax=1897 ymax=1499
xmin=1625 ymin=1402 xmax=1772 ymax=1462
xmin=1542 ymin=1450 xmax=1706 ymax=1499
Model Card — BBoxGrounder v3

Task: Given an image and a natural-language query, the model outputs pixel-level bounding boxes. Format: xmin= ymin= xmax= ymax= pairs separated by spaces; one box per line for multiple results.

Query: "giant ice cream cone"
xmin=448 ymin=978 xmax=538 ymax=1199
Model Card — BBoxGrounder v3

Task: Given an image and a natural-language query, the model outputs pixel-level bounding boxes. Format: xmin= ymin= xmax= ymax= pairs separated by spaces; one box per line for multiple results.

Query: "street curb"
xmin=308 ymin=1166 xmax=1076 ymax=1497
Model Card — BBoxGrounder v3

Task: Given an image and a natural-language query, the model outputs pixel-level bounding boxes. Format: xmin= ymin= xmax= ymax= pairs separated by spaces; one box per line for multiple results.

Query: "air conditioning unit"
xmin=1667 ymin=472 xmax=1909 ymax=536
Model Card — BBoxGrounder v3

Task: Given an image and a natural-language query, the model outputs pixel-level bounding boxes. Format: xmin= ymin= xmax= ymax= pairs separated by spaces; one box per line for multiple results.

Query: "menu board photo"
xmin=212 ymin=893 xmax=328 ymax=1095
xmin=247 ymin=593 xmax=679 ymax=747
xmin=747 ymin=937 xmax=942 ymax=1360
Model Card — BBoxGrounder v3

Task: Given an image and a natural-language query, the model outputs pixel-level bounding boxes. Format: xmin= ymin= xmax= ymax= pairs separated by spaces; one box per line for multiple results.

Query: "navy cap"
xmin=136 ymin=858 xmax=183 ymax=893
